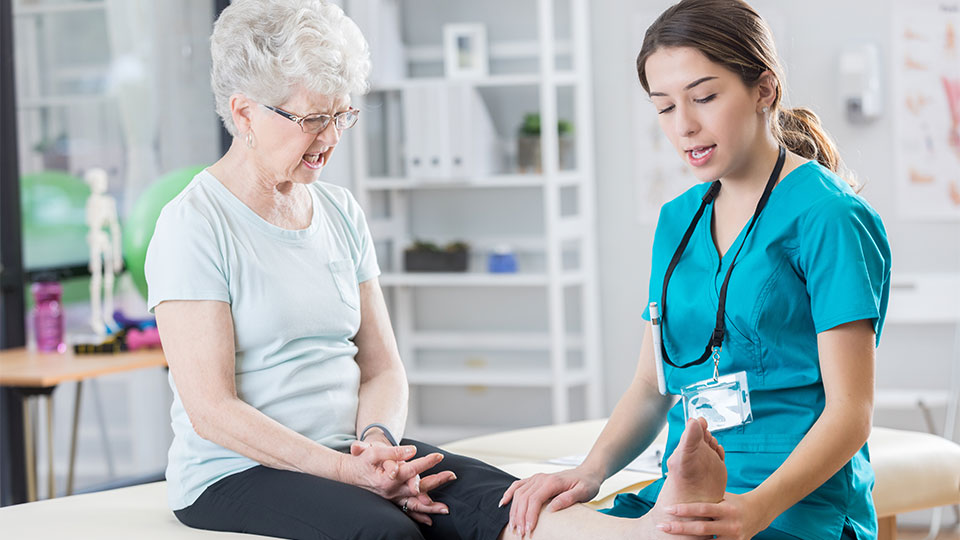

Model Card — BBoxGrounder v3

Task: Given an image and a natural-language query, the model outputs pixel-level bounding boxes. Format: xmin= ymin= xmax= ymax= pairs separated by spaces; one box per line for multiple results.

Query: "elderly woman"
xmin=146 ymin=1 xmax=727 ymax=539
xmin=145 ymin=1 xmax=517 ymax=537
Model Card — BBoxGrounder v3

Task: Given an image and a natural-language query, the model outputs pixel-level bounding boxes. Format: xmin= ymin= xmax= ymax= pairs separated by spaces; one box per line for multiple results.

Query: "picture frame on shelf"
xmin=443 ymin=23 xmax=488 ymax=78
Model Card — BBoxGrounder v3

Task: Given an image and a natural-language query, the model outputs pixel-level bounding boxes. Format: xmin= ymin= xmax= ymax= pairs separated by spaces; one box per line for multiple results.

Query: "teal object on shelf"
xmin=123 ymin=165 xmax=206 ymax=300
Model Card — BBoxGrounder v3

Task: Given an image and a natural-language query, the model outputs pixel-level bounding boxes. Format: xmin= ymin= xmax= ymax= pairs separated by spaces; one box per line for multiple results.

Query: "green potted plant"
xmin=516 ymin=113 xmax=575 ymax=173
xmin=32 ymin=133 xmax=70 ymax=171
xmin=404 ymin=240 xmax=470 ymax=272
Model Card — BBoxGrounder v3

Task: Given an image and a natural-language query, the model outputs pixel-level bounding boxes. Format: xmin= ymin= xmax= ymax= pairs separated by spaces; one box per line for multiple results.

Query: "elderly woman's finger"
xmin=405 ymin=493 xmax=449 ymax=515
xmin=349 ymin=440 xmax=370 ymax=456
xmin=405 ymin=473 xmax=421 ymax=495
xmin=395 ymin=452 xmax=445 ymax=483
xmin=420 ymin=471 xmax=457 ymax=493
xmin=380 ymin=459 xmax=400 ymax=480
xmin=407 ymin=511 xmax=433 ymax=526
xmin=391 ymin=445 xmax=419 ymax=461
xmin=359 ymin=444 xmax=416 ymax=467
xmin=383 ymin=481 xmax=422 ymax=500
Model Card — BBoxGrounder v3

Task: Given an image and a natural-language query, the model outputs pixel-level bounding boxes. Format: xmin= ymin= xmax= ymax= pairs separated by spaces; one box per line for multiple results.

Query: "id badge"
xmin=681 ymin=371 xmax=753 ymax=432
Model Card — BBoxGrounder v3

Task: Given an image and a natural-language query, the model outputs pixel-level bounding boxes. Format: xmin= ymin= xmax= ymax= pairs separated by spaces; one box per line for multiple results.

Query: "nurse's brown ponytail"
xmin=774 ymin=107 xmax=858 ymax=190
xmin=636 ymin=0 xmax=858 ymax=190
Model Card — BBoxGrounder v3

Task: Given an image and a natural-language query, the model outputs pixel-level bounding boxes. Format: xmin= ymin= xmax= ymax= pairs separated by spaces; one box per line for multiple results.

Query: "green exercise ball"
xmin=20 ymin=170 xmax=90 ymax=270
xmin=123 ymin=165 xmax=206 ymax=300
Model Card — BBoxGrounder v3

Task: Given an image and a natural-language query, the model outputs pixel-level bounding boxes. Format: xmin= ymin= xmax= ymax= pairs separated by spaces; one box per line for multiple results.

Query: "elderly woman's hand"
xmin=339 ymin=441 xmax=448 ymax=502
xmin=345 ymin=441 xmax=457 ymax=525
xmin=391 ymin=468 xmax=458 ymax=526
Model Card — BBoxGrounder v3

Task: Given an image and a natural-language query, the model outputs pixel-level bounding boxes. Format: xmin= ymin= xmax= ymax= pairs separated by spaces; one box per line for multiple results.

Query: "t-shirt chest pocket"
xmin=329 ymin=259 xmax=360 ymax=310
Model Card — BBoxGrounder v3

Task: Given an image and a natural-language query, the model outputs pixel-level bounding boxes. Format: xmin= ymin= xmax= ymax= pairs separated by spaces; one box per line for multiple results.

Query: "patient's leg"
xmin=497 ymin=417 xmax=725 ymax=540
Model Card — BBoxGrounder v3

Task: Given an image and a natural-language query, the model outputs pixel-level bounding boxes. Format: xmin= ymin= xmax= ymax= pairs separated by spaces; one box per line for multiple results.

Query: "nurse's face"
xmin=644 ymin=46 xmax=768 ymax=183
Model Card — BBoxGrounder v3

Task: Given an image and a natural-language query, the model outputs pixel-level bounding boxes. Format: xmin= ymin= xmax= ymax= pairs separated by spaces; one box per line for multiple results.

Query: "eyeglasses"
xmin=262 ymin=104 xmax=359 ymax=134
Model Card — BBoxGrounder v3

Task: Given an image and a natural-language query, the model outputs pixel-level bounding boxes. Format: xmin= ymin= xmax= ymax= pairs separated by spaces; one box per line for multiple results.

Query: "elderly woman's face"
xmin=251 ymin=85 xmax=351 ymax=184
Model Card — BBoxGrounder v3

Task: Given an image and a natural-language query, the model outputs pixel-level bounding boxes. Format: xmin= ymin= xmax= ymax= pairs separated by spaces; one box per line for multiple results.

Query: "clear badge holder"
xmin=681 ymin=370 xmax=753 ymax=433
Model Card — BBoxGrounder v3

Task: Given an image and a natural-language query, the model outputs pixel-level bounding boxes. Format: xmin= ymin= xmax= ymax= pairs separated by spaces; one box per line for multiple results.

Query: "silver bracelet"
xmin=359 ymin=423 xmax=399 ymax=446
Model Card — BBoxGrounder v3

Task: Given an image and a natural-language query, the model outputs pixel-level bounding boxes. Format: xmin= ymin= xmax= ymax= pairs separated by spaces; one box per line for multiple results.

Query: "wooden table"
xmin=0 ymin=347 xmax=167 ymax=502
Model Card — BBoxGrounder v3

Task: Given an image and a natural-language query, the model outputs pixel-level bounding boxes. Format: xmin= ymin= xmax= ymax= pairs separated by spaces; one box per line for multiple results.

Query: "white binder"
xmin=401 ymin=83 xmax=496 ymax=181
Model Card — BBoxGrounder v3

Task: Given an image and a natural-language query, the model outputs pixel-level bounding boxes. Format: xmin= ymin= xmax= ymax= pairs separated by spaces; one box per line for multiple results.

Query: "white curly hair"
xmin=210 ymin=0 xmax=371 ymax=136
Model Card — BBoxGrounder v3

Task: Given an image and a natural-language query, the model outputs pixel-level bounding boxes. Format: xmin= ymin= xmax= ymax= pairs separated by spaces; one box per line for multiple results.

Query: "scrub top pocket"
xmin=329 ymin=259 xmax=360 ymax=311
xmin=717 ymin=432 xmax=805 ymax=490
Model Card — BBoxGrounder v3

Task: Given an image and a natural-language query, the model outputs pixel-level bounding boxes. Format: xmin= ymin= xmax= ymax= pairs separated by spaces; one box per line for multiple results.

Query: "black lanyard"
xmin=659 ymin=146 xmax=786 ymax=369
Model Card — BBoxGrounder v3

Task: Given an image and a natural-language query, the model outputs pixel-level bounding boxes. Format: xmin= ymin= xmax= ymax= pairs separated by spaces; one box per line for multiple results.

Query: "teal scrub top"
xmin=607 ymin=161 xmax=891 ymax=540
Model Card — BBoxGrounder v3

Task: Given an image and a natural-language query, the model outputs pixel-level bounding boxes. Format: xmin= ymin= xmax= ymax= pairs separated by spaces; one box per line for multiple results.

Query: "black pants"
xmin=174 ymin=439 xmax=516 ymax=540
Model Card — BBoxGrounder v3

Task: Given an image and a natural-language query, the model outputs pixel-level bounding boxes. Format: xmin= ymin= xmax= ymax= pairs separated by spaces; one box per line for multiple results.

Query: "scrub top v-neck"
xmin=607 ymin=161 xmax=891 ymax=540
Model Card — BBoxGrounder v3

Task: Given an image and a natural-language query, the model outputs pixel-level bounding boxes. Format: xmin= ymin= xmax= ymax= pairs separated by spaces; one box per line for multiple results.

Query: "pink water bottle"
xmin=32 ymin=282 xmax=65 ymax=353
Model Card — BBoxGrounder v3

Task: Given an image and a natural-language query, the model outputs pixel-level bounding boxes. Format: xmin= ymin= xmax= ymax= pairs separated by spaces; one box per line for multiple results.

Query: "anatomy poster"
xmin=893 ymin=0 xmax=960 ymax=220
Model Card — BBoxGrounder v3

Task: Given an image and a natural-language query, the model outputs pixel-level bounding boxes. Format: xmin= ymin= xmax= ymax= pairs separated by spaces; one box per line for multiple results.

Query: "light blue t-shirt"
xmin=145 ymin=170 xmax=380 ymax=510
xmin=606 ymin=161 xmax=891 ymax=540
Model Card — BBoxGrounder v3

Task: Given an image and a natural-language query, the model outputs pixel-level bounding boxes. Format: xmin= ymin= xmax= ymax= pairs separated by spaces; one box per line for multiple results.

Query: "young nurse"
xmin=500 ymin=0 xmax=891 ymax=538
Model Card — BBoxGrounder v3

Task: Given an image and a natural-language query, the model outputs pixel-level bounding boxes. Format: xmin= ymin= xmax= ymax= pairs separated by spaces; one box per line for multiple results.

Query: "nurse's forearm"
xmin=745 ymin=403 xmax=872 ymax=527
xmin=582 ymin=381 xmax=672 ymax=481
xmin=580 ymin=322 xmax=673 ymax=481
xmin=746 ymin=320 xmax=876 ymax=527
xmin=355 ymin=366 xmax=408 ymax=445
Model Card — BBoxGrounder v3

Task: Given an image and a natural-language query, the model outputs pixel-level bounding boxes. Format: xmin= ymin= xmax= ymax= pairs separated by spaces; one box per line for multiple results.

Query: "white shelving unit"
xmin=349 ymin=0 xmax=603 ymax=443
xmin=12 ymin=0 xmax=124 ymax=178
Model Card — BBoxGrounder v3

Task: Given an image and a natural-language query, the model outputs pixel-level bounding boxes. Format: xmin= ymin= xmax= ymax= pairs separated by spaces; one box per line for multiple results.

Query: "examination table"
xmin=1 ymin=422 xmax=958 ymax=540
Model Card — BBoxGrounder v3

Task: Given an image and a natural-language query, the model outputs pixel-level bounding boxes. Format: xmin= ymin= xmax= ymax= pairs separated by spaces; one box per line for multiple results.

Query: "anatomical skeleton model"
xmin=85 ymin=168 xmax=122 ymax=337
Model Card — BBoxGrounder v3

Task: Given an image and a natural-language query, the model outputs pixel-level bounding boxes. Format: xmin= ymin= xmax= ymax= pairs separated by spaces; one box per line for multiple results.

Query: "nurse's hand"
xmin=339 ymin=441 xmax=446 ymax=500
xmin=498 ymin=466 xmax=602 ymax=536
xmin=656 ymin=491 xmax=773 ymax=539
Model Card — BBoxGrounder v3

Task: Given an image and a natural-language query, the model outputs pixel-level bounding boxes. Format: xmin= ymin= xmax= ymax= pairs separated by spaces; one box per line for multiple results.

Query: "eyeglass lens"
xmin=301 ymin=110 xmax=358 ymax=134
